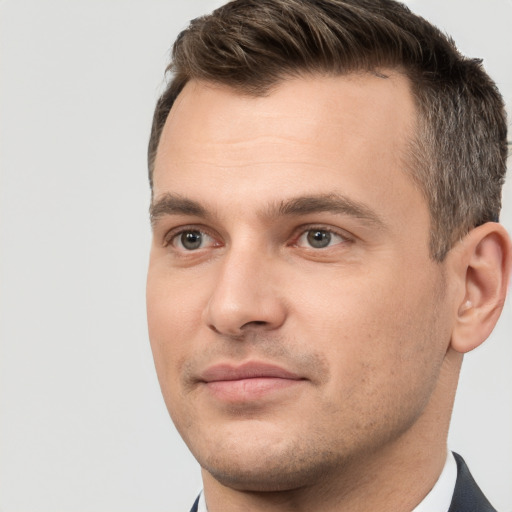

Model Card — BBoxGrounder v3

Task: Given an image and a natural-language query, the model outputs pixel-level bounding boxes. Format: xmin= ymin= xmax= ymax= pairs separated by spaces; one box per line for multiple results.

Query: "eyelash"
xmin=163 ymin=225 xmax=218 ymax=249
xmin=162 ymin=224 xmax=353 ymax=253
xmin=290 ymin=225 xmax=352 ymax=249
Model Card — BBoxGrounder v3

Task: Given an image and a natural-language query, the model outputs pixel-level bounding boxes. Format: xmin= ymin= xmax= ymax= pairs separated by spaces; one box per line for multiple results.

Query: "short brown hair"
xmin=148 ymin=0 xmax=508 ymax=260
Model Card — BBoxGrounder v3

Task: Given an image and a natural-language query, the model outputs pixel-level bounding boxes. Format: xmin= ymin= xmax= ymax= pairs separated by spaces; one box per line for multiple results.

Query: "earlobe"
xmin=450 ymin=223 xmax=511 ymax=354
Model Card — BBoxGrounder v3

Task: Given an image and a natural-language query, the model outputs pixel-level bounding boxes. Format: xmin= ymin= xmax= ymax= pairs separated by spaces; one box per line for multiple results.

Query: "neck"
xmin=202 ymin=349 xmax=462 ymax=512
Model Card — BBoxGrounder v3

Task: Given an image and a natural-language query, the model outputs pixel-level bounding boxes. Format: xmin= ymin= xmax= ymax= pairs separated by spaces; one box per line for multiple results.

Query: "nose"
xmin=203 ymin=247 xmax=287 ymax=337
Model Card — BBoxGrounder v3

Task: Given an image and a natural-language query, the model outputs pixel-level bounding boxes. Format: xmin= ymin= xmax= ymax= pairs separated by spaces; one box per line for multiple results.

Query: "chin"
xmin=198 ymin=442 xmax=341 ymax=492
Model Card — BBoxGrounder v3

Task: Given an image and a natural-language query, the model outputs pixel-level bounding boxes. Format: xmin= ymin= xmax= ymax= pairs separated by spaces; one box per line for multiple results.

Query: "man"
xmin=145 ymin=0 xmax=511 ymax=510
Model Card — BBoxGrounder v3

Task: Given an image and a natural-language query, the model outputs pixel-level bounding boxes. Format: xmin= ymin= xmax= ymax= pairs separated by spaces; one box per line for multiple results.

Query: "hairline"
xmin=149 ymin=65 xmax=427 ymax=187
xmin=149 ymin=68 xmax=436 ymax=252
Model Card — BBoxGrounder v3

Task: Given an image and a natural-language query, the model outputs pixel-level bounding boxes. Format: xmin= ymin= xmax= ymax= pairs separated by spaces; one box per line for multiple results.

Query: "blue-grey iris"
xmin=181 ymin=231 xmax=202 ymax=250
xmin=307 ymin=230 xmax=331 ymax=248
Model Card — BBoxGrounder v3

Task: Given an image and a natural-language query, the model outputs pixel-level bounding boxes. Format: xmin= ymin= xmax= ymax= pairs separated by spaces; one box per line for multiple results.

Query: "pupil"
xmin=182 ymin=231 xmax=202 ymax=250
xmin=307 ymin=230 xmax=331 ymax=248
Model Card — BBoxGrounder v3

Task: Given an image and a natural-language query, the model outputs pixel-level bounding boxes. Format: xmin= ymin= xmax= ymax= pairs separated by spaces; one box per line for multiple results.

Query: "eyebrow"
xmin=150 ymin=192 xmax=386 ymax=230
xmin=150 ymin=194 xmax=208 ymax=227
xmin=271 ymin=193 xmax=386 ymax=229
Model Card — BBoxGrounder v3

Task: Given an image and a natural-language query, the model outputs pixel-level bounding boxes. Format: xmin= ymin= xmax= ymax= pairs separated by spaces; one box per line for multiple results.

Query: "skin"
xmin=146 ymin=73 xmax=511 ymax=511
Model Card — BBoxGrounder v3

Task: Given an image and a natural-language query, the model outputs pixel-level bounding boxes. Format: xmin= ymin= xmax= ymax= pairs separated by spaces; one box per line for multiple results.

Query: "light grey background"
xmin=0 ymin=1 xmax=511 ymax=511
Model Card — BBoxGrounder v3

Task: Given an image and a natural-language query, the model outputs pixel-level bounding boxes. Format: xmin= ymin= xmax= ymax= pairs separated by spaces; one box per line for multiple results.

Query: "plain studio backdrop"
xmin=0 ymin=1 xmax=511 ymax=511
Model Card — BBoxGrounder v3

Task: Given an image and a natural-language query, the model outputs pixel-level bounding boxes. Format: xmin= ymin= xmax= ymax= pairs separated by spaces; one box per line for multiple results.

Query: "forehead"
xmin=152 ymin=73 xmax=422 ymax=226
xmin=157 ymin=73 xmax=415 ymax=157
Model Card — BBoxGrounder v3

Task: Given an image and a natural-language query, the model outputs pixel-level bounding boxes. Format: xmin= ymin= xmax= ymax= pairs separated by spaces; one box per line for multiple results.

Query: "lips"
xmin=199 ymin=362 xmax=305 ymax=402
xmin=201 ymin=362 xmax=302 ymax=382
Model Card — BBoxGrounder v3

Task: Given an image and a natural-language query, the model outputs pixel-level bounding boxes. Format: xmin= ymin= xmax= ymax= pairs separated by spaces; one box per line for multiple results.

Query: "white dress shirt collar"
xmin=197 ymin=490 xmax=207 ymax=512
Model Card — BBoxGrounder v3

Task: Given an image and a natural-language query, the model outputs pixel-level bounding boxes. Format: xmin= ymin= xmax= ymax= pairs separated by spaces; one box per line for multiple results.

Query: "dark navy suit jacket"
xmin=189 ymin=453 xmax=496 ymax=512
xmin=448 ymin=453 xmax=496 ymax=512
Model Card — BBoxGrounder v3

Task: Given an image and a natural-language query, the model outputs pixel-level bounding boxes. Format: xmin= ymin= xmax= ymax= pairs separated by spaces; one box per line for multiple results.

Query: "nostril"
xmin=208 ymin=324 xmax=222 ymax=334
xmin=241 ymin=320 xmax=268 ymax=329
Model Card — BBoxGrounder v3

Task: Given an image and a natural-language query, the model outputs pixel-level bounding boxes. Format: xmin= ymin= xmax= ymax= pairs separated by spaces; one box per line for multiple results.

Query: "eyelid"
xmin=289 ymin=224 xmax=354 ymax=247
xmin=162 ymin=224 xmax=220 ymax=248
xmin=160 ymin=223 xmax=353 ymax=251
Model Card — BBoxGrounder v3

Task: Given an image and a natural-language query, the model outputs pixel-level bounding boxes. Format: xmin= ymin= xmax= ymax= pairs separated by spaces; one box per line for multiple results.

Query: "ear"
xmin=450 ymin=222 xmax=511 ymax=354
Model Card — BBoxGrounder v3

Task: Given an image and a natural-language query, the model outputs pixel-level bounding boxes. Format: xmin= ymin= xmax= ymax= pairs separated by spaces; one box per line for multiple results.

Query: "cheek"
xmin=294 ymin=264 xmax=447 ymax=391
xmin=146 ymin=269 xmax=200 ymax=392
xmin=146 ymin=262 xmax=207 ymax=337
xmin=290 ymin=272 xmax=448 ymax=448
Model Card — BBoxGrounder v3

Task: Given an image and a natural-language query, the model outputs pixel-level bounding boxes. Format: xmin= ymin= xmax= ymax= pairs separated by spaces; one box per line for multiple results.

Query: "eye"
xmin=170 ymin=229 xmax=215 ymax=251
xmin=296 ymin=228 xmax=347 ymax=249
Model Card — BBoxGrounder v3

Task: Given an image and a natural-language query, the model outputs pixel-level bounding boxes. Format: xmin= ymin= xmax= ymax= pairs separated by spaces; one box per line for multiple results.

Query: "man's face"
xmin=147 ymin=74 xmax=454 ymax=491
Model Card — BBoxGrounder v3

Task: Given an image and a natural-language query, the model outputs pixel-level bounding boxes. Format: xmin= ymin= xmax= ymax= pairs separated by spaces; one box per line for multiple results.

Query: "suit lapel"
xmin=448 ymin=453 xmax=496 ymax=512
xmin=189 ymin=494 xmax=200 ymax=512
